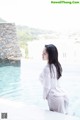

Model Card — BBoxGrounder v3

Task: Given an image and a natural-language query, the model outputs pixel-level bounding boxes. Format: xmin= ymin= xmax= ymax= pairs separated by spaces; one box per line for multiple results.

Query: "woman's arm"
xmin=39 ymin=71 xmax=44 ymax=85
xmin=42 ymin=66 xmax=52 ymax=99
xmin=39 ymin=65 xmax=51 ymax=87
xmin=43 ymin=66 xmax=51 ymax=89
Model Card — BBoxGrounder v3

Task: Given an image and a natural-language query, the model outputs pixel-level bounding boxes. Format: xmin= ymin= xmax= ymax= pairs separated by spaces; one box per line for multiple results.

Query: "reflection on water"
xmin=0 ymin=59 xmax=80 ymax=118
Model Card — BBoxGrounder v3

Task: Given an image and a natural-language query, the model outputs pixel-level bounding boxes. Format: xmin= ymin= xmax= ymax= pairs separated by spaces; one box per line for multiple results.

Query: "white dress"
xmin=39 ymin=64 xmax=69 ymax=114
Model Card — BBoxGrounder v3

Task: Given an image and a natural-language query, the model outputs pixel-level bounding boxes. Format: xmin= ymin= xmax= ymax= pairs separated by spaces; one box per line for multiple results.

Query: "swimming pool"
xmin=0 ymin=59 xmax=80 ymax=118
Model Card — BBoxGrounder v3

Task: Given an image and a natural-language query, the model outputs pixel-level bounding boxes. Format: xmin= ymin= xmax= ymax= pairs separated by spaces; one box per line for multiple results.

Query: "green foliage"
xmin=16 ymin=26 xmax=38 ymax=58
xmin=19 ymin=41 xmax=28 ymax=58
xmin=16 ymin=25 xmax=54 ymax=58
xmin=16 ymin=26 xmax=39 ymax=42
xmin=17 ymin=29 xmax=35 ymax=42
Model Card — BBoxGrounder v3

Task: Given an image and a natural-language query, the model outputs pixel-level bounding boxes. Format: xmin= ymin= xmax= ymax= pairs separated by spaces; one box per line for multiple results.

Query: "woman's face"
xmin=42 ymin=48 xmax=48 ymax=60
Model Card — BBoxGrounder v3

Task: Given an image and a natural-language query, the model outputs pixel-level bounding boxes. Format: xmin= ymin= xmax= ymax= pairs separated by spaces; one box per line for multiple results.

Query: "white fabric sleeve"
xmin=44 ymin=64 xmax=58 ymax=88
xmin=39 ymin=66 xmax=51 ymax=88
xmin=43 ymin=67 xmax=51 ymax=89
xmin=39 ymin=69 xmax=44 ymax=85
xmin=39 ymin=66 xmax=51 ymax=99
xmin=43 ymin=66 xmax=52 ymax=99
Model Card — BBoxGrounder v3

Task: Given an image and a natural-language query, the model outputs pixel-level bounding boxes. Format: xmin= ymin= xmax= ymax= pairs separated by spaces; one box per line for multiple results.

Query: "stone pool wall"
xmin=0 ymin=23 xmax=21 ymax=66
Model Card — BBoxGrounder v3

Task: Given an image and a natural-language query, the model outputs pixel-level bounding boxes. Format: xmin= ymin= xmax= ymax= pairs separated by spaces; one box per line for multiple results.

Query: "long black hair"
xmin=45 ymin=44 xmax=62 ymax=79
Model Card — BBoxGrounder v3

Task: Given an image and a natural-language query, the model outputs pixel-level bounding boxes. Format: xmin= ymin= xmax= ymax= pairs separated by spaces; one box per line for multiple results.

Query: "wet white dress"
xmin=39 ymin=64 xmax=69 ymax=114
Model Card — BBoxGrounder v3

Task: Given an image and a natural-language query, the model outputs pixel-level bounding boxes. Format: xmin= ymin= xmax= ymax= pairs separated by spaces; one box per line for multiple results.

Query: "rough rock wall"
xmin=0 ymin=23 xmax=21 ymax=59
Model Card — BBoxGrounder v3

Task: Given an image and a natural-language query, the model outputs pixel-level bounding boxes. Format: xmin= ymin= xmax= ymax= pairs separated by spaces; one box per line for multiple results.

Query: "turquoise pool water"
xmin=0 ymin=66 xmax=21 ymax=99
xmin=0 ymin=59 xmax=80 ymax=118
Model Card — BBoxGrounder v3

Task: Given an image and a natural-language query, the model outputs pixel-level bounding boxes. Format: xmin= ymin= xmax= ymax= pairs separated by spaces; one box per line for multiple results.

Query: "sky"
xmin=0 ymin=0 xmax=80 ymax=32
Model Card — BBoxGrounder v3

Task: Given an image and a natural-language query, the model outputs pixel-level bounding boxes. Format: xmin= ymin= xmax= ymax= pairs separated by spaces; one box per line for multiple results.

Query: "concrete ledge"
xmin=0 ymin=98 xmax=79 ymax=120
xmin=0 ymin=58 xmax=21 ymax=67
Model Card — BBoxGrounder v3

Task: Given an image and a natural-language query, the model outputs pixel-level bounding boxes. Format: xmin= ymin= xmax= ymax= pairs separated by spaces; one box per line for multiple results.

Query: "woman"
xmin=39 ymin=44 xmax=69 ymax=114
